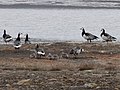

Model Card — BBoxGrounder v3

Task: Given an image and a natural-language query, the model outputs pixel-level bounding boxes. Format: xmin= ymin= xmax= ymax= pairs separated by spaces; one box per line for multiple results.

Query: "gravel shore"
xmin=0 ymin=42 xmax=120 ymax=89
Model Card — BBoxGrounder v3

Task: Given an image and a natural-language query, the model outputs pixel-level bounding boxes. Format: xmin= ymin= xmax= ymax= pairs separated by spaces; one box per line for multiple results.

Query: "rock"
xmin=77 ymin=79 xmax=84 ymax=82
xmin=115 ymin=88 xmax=119 ymax=90
xmin=116 ymin=85 xmax=120 ymax=89
xmin=67 ymin=78 xmax=75 ymax=82
xmin=84 ymin=83 xmax=98 ymax=88
xmin=100 ymin=50 xmax=107 ymax=53
xmin=47 ymin=78 xmax=58 ymax=85
xmin=48 ymin=78 xmax=57 ymax=81
xmin=31 ymin=73 xmax=35 ymax=76
xmin=48 ymin=82 xmax=54 ymax=85
xmin=96 ymin=86 xmax=101 ymax=89
xmin=6 ymin=84 xmax=10 ymax=87
xmin=16 ymin=79 xmax=31 ymax=85
xmin=63 ymin=76 xmax=67 ymax=79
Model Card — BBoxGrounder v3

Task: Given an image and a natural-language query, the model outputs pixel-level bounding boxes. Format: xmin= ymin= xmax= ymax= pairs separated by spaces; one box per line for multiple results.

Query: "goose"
xmin=60 ymin=49 xmax=69 ymax=59
xmin=25 ymin=34 xmax=31 ymax=44
xmin=3 ymin=30 xmax=12 ymax=43
xmin=13 ymin=33 xmax=22 ymax=49
xmin=60 ymin=52 xmax=69 ymax=59
xmin=70 ymin=46 xmax=84 ymax=56
xmin=47 ymin=53 xmax=54 ymax=60
xmin=52 ymin=54 xmax=59 ymax=60
xmin=80 ymin=27 xmax=99 ymax=42
xmin=47 ymin=53 xmax=59 ymax=60
xmin=101 ymin=28 xmax=116 ymax=42
xmin=34 ymin=44 xmax=45 ymax=58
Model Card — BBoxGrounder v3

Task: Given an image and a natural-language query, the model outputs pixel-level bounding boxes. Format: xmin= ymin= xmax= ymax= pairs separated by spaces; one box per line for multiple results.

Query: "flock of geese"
xmin=80 ymin=27 xmax=116 ymax=42
xmin=29 ymin=44 xmax=84 ymax=59
xmin=2 ymin=28 xmax=117 ymax=59
xmin=3 ymin=30 xmax=31 ymax=49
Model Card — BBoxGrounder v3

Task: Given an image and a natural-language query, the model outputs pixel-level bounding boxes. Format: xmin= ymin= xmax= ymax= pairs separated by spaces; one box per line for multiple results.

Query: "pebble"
xmin=16 ymin=79 xmax=31 ymax=85
xmin=116 ymin=85 xmax=120 ymax=89
xmin=84 ymin=83 xmax=98 ymax=88
xmin=6 ymin=84 xmax=10 ymax=87
xmin=48 ymin=78 xmax=57 ymax=81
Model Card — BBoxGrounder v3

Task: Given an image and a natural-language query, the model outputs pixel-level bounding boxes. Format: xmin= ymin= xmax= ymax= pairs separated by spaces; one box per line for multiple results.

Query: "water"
xmin=0 ymin=8 xmax=120 ymax=43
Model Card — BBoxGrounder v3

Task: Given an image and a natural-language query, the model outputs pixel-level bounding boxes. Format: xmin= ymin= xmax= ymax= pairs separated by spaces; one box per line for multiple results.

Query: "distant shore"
xmin=0 ymin=3 xmax=120 ymax=9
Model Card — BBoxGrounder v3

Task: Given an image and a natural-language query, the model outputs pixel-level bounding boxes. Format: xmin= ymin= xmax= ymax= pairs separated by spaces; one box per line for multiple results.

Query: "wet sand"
xmin=0 ymin=42 xmax=120 ymax=89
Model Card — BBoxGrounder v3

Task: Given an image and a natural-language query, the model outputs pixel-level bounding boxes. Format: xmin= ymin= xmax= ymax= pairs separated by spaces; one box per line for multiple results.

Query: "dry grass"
xmin=0 ymin=57 xmax=100 ymax=71
xmin=0 ymin=58 xmax=80 ymax=71
xmin=0 ymin=42 xmax=119 ymax=72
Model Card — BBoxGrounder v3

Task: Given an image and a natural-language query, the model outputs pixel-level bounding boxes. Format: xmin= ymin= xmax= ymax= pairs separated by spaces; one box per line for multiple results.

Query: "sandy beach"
xmin=0 ymin=42 xmax=120 ymax=89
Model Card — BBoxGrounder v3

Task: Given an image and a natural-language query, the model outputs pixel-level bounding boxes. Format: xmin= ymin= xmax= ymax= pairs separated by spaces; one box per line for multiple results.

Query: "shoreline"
xmin=1 ymin=37 xmax=120 ymax=45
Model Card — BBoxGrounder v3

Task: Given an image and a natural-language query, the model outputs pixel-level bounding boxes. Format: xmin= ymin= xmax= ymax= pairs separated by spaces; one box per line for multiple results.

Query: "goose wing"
xmin=85 ymin=33 xmax=98 ymax=39
xmin=5 ymin=34 xmax=12 ymax=38
xmin=4 ymin=34 xmax=12 ymax=42
xmin=104 ymin=33 xmax=116 ymax=41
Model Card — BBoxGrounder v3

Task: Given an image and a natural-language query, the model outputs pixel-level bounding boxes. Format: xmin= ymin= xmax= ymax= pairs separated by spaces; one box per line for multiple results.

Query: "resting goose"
xmin=70 ymin=46 xmax=83 ymax=56
xmin=3 ymin=30 xmax=12 ymax=43
xmin=60 ymin=49 xmax=69 ymax=59
xmin=101 ymin=28 xmax=116 ymax=42
xmin=60 ymin=52 xmax=69 ymax=59
xmin=25 ymin=34 xmax=31 ymax=44
xmin=13 ymin=33 xmax=22 ymax=49
xmin=47 ymin=53 xmax=59 ymax=60
xmin=80 ymin=27 xmax=99 ymax=42
xmin=47 ymin=53 xmax=54 ymax=60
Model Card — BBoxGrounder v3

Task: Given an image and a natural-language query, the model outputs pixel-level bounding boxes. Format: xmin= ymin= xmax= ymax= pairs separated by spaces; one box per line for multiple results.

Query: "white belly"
xmin=101 ymin=35 xmax=109 ymax=41
xmin=83 ymin=35 xmax=90 ymax=40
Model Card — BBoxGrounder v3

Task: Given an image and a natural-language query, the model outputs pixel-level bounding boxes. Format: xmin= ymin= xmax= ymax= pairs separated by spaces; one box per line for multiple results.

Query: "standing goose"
xmin=34 ymin=44 xmax=45 ymax=58
xmin=25 ymin=34 xmax=31 ymax=44
xmin=3 ymin=30 xmax=12 ymax=44
xmin=13 ymin=33 xmax=22 ymax=49
xmin=101 ymin=28 xmax=116 ymax=42
xmin=80 ymin=27 xmax=99 ymax=42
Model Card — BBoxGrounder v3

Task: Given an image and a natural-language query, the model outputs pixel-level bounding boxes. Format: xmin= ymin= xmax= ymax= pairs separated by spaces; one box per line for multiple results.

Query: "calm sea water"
xmin=0 ymin=8 xmax=120 ymax=42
